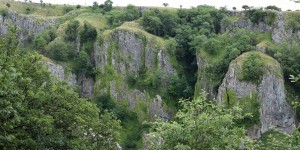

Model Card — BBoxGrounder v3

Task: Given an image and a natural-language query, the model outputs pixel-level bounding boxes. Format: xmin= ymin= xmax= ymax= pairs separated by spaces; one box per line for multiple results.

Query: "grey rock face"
xmin=0 ymin=11 xmax=59 ymax=45
xmin=195 ymin=52 xmax=217 ymax=99
xmin=45 ymin=61 xmax=77 ymax=85
xmin=94 ymin=29 xmax=175 ymax=120
xmin=217 ymin=52 xmax=295 ymax=137
xmin=225 ymin=11 xmax=299 ymax=44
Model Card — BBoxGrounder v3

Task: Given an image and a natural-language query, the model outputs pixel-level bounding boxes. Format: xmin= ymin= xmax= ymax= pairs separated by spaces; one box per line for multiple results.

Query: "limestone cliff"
xmin=0 ymin=11 xmax=59 ymax=45
xmin=94 ymin=22 xmax=175 ymax=120
xmin=223 ymin=11 xmax=300 ymax=45
xmin=217 ymin=51 xmax=295 ymax=138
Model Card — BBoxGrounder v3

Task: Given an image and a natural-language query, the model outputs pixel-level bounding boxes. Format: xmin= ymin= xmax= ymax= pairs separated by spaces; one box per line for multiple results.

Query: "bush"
xmin=74 ymin=50 xmax=94 ymax=76
xmin=33 ymin=29 xmax=57 ymax=50
xmin=64 ymin=20 xmax=79 ymax=41
xmin=203 ymin=38 xmax=221 ymax=54
xmin=106 ymin=5 xmax=140 ymax=27
xmin=63 ymin=6 xmax=74 ymax=14
xmin=0 ymin=9 xmax=9 ymax=18
xmin=242 ymin=53 xmax=264 ymax=82
xmin=45 ymin=40 xmax=69 ymax=61
xmin=79 ymin=22 xmax=97 ymax=43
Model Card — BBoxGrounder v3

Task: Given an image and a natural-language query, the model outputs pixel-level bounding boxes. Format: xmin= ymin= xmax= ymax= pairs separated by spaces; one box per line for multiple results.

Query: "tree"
xmin=265 ymin=5 xmax=281 ymax=11
xmin=76 ymin=4 xmax=81 ymax=9
xmin=242 ymin=53 xmax=264 ymax=82
xmin=163 ymin=3 xmax=169 ymax=7
xmin=45 ymin=40 xmax=69 ymax=61
xmin=146 ymin=91 xmax=247 ymax=149
xmin=103 ymin=0 xmax=113 ymax=12
xmin=93 ymin=1 xmax=99 ymax=9
xmin=6 ymin=3 xmax=11 ymax=8
xmin=40 ymin=0 xmax=43 ymax=5
xmin=64 ymin=20 xmax=80 ymax=41
xmin=233 ymin=7 xmax=236 ymax=10
xmin=0 ymin=26 xmax=120 ymax=150
xmin=242 ymin=5 xmax=250 ymax=10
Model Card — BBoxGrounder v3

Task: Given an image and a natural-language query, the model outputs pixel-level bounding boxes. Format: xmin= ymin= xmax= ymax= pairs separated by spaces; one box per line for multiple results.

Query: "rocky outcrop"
xmin=217 ymin=52 xmax=295 ymax=138
xmin=45 ymin=61 xmax=77 ymax=85
xmin=94 ymin=25 xmax=175 ymax=120
xmin=0 ymin=11 xmax=59 ymax=45
xmin=194 ymin=52 xmax=217 ymax=99
xmin=45 ymin=60 xmax=95 ymax=99
xmin=224 ymin=11 xmax=299 ymax=44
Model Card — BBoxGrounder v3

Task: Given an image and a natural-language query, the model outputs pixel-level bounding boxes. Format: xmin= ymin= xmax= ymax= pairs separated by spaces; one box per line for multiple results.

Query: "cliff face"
xmin=194 ymin=52 xmax=217 ymax=99
xmin=223 ymin=11 xmax=300 ymax=45
xmin=217 ymin=52 xmax=295 ymax=138
xmin=94 ymin=23 xmax=175 ymax=120
xmin=0 ymin=11 xmax=59 ymax=45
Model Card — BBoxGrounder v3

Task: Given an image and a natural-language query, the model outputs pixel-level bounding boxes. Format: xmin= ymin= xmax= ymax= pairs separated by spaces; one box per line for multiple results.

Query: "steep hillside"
xmin=1 ymin=1 xmax=300 ymax=149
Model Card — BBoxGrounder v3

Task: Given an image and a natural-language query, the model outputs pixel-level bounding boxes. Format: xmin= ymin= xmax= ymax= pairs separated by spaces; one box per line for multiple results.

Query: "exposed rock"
xmin=94 ymin=27 xmax=175 ymax=120
xmin=78 ymin=75 xmax=94 ymax=99
xmin=256 ymin=44 xmax=266 ymax=53
xmin=116 ymin=143 xmax=122 ymax=150
xmin=194 ymin=52 xmax=217 ymax=99
xmin=225 ymin=11 xmax=299 ymax=44
xmin=217 ymin=52 xmax=295 ymax=138
xmin=45 ymin=61 xmax=77 ymax=85
xmin=0 ymin=11 xmax=59 ymax=45
xmin=148 ymin=95 xmax=170 ymax=121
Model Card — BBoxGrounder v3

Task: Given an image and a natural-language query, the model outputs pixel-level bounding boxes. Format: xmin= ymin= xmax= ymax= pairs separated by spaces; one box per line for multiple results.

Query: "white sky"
xmin=18 ymin=0 xmax=300 ymax=10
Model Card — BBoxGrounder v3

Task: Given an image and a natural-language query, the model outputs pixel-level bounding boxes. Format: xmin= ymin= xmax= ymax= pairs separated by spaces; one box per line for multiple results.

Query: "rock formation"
xmin=217 ymin=51 xmax=295 ymax=138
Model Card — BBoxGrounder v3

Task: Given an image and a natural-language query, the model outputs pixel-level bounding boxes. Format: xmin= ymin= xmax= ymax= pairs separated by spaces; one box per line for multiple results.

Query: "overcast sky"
xmin=18 ymin=0 xmax=300 ymax=10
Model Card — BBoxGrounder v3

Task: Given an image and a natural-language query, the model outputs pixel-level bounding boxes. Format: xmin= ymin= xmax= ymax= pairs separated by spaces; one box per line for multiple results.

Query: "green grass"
xmin=0 ymin=0 xmax=71 ymax=17
xmin=259 ymin=130 xmax=287 ymax=144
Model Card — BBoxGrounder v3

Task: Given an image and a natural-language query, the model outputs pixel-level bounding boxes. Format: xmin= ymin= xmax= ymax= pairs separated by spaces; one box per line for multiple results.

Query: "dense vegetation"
xmin=1 ymin=1 xmax=300 ymax=149
xmin=0 ymin=27 xmax=120 ymax=149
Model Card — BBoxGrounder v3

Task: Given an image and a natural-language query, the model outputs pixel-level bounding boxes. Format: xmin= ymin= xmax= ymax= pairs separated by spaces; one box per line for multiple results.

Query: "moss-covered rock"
xmin=217 ymin=51 xmax=295 ymax=138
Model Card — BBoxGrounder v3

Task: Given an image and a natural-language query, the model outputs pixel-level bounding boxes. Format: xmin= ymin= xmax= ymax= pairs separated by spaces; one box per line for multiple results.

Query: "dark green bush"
xmin=203 ymin=38 xmax=221 ymax=54
xmin=63 ymin=6 xmax=74 ymax=14
xmin=33 ymin=29 xmax=57 ymax=50
xmin=242 ymin=53 xmax=264 ymax=82
xmin=45 ymin=40 xmax=69 ymax=61
xmin=79 ymin=22 xmax=97 ymax=43
xmin=64 ymin=20 xmax=79 ymax=41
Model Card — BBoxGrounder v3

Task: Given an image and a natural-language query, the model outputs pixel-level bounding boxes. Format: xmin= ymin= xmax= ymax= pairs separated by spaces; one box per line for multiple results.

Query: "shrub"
xmin=45 ymin=40 xmax=69 ymax=61
xmin=33 ymin=29 xmax=57 ymax=50
xmin=242 ymin=53 xmax=264 ymax=82
xmin=63 ymin=6 xmax=74 ymax=14
xmin=79 ymin=22 xmax=97 ymax=43
xmin=203 ymin=38 xmax=221 ymax=54
xmin=64 ymin=20 xmax=80 ymax=41
xmin=0 ymin=9 xmax=8 ymax=18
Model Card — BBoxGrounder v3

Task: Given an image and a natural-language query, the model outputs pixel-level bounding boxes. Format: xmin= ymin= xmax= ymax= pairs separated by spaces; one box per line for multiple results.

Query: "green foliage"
xmin=0 ymin=9 xmax=8 ymax=17
xmin=62 ymin=5 xmax=73 ymax=14
xmin=267 ymin=43 xmax=300 ymax=87
xmin=249 ymin=130 xmax=300 ymax=149
xmin=103 ymin=0 xmax=113 ymax=12
xmin=74 ymin=50 xmax=94 ymax=76
xmin=140 ymin=9 xmax=179 ymax=37
xmin=64 ymin=20 xmax=80 ymax=41
xmin=242 ymin=5 xmax=250 ymax=10
xmin=204 ymin=29 xmax=256 ymax=87
xmin=223 ymin=90 xmax=260 ymax=127
xmin=0 ymin=26 xmax=120 ymax=149
xmin=285 ymin=13 xmax=300 ymax=31
xmin=242 ymin=53 xmax=264 ymax=82
xmin=45 ymin=40 xmax=69 ymax=61
xmin=245 ymin=8 xmax=277 ymax=25
xmin=93 ymin=95 xmax=144 ymax=149
xmin=203 ymin=37 xmax=221 ymax=54
xmin=79 ymin=22 xmax=97 ymax=43
xmin=107 ymin=5 xmax=140 ymax=27
xmin=147 ymin=91 xmax=247 ymax=149
xmin=33 ymin=29 xmax=57 ymax=50
xmin=265 ymin=5 xmax=281 ymax=11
